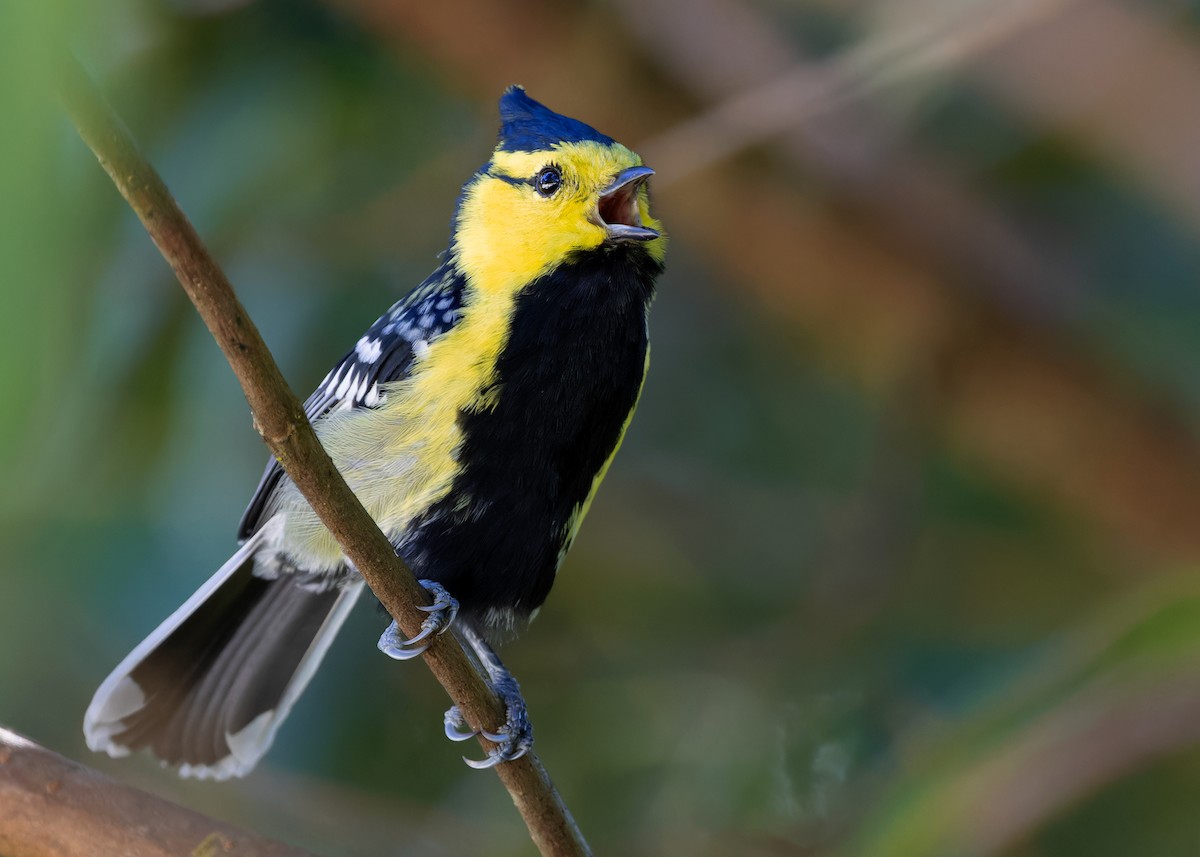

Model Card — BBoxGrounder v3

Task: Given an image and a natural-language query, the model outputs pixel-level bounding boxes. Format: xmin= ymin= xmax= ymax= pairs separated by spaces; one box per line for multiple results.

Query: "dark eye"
xmin=534 ymin=166 xmax=562 ymax=196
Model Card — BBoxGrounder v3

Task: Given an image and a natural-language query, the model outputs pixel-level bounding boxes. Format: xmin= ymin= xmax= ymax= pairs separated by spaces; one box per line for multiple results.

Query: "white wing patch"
xmin=355 ymin=336 xmax=383 ymax=363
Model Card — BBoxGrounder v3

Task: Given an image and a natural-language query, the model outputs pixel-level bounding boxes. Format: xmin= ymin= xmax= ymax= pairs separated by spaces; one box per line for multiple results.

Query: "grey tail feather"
xmin=84 ymin=526 xmax=363 ymax=779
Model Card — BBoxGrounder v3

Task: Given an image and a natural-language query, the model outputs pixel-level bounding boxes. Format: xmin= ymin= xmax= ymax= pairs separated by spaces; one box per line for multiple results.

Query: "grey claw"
xmin=443 ymin=706 xmax=477 ymax=742
xmin=416 ymin=580 xmax=459 ymax=629
xmin=376 ymin=580 xmax=459 ymax=661
xmin=462 ymin=735 xmax=532 ymax=769
xmin=403 ymin=625 xmax=435 ymax=648
xmin=460 ymin=698 xmax=533 ymax=769
xmin=451 ymin=622 xmax=534 ymax=770
xmin=444 ymin=702 xmax=534 ymax=768
xmin=463 ymin=751 xmax=506 ymax=770
xmin=377 ymin=621 xmax=430 ymax=660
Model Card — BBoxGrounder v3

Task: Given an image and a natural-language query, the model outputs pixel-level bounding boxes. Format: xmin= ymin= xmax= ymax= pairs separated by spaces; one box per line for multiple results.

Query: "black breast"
xmin=403 ymin=245 xmax=661 ymax=621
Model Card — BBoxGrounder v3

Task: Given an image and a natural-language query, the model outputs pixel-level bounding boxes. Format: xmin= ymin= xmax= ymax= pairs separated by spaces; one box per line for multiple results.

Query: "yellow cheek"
xmin=453 ymin=141 xmax=665 ymax=292
xmin=453 ymin=180 xmax=606 ymax=296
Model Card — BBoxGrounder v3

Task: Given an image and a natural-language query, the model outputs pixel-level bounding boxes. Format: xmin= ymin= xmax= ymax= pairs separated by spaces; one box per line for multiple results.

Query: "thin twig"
xmin=57 ymin=55 xmax=590 ymax=857
xmin=0 ymin=727 xmax=314 ymax=857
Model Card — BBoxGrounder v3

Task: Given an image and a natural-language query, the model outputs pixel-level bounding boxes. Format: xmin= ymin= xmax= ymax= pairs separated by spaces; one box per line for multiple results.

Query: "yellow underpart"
xmin=274 ymin=138 xmax=664 ymax=570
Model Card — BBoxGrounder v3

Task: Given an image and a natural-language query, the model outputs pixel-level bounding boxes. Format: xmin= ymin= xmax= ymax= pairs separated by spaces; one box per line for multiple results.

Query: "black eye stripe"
xmin=482 ymin=164 xmax=564 ymax=195
xmin=484 ymin=168 xmax=527 ymax=188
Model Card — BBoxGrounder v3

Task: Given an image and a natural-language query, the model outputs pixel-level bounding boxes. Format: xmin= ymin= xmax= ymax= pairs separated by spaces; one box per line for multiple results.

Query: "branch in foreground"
xmin=56 ymin=57 xmax=589 ymax=857
xmin=0 ymin=727 xmax=312 ymax=857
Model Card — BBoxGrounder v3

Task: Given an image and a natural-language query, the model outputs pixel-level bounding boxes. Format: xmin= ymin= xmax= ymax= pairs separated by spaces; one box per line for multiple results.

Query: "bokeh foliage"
xmin=5 ymin=0 xmax=1200 ymax=854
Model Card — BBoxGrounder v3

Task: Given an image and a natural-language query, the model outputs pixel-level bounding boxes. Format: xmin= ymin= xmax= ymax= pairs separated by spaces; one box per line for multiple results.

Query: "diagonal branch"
xmin=56 ymin=55 xmax=589 ymax=857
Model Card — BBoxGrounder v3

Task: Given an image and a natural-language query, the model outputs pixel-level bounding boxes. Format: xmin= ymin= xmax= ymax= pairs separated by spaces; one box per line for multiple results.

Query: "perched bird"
xmin=84 ymin=87 xmax=666 ymax=778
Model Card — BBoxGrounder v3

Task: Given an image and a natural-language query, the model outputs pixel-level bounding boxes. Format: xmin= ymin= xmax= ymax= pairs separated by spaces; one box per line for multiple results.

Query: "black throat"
xmin=404 ymin=244 xmax=661 ymax=621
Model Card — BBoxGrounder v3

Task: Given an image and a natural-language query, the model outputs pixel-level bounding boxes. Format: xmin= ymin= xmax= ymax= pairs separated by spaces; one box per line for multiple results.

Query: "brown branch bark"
xmin=0 ymin=727 xmax=314 ymax=857
xmin=56 ymin=56 xmax=589 ymax=857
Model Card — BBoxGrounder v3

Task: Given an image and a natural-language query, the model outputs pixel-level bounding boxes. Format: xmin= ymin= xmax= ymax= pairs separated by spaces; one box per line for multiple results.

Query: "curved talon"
xmin=463 ymin=752 xmax=506 ymax=770
xmin=376 ymin=580 xmax=459 ymax=661
xmin=416 ymin=583 xmax=460 ymax=626
xmin=402 ymin=624 xmax=436 ymax=648
xmin=458 ymin=706 xmax=533 ymax=768
xmin=443 ymin=706 xmax=478 ymax=742
xmin=442 ymin=704 xmax=534 ymax=768
xmin=463 ymin=739 xmax=531 ymax=770
xmin=377 ymin=626 xmax=429 ymax=660
xmin=445 ymin=622 xmax=534 ymax=769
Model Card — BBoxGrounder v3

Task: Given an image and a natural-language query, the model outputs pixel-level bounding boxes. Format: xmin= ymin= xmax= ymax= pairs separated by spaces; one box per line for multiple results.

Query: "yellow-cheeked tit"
xmin=84 ymin=87 xmax=666 ymax=777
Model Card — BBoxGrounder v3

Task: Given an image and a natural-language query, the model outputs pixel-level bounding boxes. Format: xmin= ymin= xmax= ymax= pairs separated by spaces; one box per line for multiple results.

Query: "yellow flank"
xmin=273 ymin=137 xmax=664 ymax=571
xmin=276 ymin=299 xmax=511 ymax=569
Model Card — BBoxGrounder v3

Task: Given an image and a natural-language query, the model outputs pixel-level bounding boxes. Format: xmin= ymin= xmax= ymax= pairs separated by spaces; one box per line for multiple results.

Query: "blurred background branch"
xmin=633 ymin=0 xmax=1076 ymax=181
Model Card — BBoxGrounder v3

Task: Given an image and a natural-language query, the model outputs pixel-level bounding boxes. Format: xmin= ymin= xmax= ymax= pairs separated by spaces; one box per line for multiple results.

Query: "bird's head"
xmin=451 ymin=87 xmax=666 ymax=294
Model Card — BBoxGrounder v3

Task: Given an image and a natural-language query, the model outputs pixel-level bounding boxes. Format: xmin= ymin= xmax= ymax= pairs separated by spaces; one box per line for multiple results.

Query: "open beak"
xmin=598 ymin=166 xmax=659 ymax=242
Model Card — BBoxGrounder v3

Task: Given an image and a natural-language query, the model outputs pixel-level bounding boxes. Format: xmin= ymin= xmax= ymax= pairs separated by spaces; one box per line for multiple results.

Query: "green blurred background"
xmin=6 ymin=0 xmax=1200 ymax=854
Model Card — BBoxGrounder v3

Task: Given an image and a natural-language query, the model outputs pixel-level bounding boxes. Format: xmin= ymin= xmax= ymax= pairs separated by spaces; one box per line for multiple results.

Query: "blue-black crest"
xmin=497 ymin=86 xmax=615 ymax=152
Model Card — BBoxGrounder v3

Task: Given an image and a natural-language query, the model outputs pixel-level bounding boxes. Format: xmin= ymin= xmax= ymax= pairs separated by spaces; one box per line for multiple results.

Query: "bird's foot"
xmin=443 ymin=672 xmax=533 ymax=769
xmin=377 ymin=580 xmax=459 ymax=660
